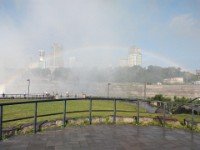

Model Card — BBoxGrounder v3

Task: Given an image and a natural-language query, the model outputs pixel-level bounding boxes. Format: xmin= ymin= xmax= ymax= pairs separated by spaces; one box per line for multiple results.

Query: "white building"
xmin=128 ymin=47 xmax=142 ymax=67
xmin=50 ymin=43 xmax=64 ymax=70
xmin=38 ymin=50 xmax=46 ymax=69
xmin=193 ymin=81 xmax=200 ymax=85
xmin=163 ymin=77 xmax=184 ymax=84
xmin=119 ymin=46 xmax=142 ymax=67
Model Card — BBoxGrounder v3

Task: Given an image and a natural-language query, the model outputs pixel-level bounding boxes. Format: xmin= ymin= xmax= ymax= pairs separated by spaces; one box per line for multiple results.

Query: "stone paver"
xmin=0 ymin=124 xmax=200 ymax=150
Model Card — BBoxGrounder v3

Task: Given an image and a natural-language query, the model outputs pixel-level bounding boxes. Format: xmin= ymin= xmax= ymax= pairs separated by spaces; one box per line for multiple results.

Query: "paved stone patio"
xmin=0 ymin=124 xmax=200 ymax=150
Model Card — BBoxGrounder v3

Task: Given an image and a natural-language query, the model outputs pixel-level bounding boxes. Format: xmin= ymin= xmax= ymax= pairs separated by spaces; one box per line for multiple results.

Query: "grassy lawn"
xmin=1 ymin=99 xmax=199 ymax=128
xmin=0 ymin=99 xmax=145 ymax=128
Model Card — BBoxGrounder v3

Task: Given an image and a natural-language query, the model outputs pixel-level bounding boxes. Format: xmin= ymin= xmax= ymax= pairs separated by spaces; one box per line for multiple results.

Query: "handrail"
xmin=0 ymin=97 xmax=140 ymax=106
xmin=0 ymin=96 xmax=200 ymax=140
xmin=0 ymin=98 xmax=84 ymax=106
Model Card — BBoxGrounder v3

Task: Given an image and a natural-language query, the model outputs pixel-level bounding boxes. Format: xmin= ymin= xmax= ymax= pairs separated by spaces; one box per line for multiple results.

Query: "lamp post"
xmin=144 ymin=82 xmax=147 ymax=99
xmin=27 ymin=79 xmax=30 ymax=98
xmin=107 ymin=83 xmax=111 ymax=98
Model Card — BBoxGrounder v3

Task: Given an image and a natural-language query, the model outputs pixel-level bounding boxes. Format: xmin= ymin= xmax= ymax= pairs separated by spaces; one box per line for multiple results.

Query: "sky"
xmin=0 ymin=0 xmax=200 ymax=72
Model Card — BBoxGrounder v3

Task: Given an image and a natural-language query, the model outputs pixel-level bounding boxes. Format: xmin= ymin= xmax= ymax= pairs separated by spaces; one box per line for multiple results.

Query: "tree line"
xmin=28 ymin=65 xmax=197 ymax=84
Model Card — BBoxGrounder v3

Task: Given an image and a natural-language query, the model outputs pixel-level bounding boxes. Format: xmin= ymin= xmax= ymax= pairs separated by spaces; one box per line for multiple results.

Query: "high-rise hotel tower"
xmin=128 ymin=47 xmax=142 ymax=67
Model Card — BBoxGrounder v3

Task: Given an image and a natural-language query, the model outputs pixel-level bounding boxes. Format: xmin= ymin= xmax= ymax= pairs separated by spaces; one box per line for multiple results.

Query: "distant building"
xmin=119 ymin=46 xmax=142 ymax=67
xmin=119 ymin=59 xmax=128 ymax=67
xmin=193 ymin=81 xmax=200 ymax=85
xmin=38 ymin=50 xmax=46 ymax=69
xmin=128 ymin=47 xmax=142 ymax=67
xmin=163 ymin=77 xmax=184 ymax=84
xmin=50 ymin=43 xmax=64 ymax=70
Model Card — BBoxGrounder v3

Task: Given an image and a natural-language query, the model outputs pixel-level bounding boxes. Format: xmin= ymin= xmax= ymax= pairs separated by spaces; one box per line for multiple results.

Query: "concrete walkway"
xmin=0 ymin=124 xmax=200 ymax=150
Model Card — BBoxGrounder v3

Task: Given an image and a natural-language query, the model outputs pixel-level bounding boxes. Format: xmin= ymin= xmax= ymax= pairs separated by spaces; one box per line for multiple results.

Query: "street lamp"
xmin=107 ymin=83 xmax=111 ymax=98
xmin=27 ymin=79 xmax=30 ymax=98
xmin=144 ymin=82 xmax=147 ymax=99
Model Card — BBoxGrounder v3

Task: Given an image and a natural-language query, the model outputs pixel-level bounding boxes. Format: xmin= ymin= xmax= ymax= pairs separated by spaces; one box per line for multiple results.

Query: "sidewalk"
xmin=0 ymin=124 xmax=200 ymax=150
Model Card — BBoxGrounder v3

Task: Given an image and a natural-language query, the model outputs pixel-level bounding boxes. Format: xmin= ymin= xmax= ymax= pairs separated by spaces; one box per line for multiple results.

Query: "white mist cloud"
xmin=0 ymin=15 xmax=27 ymax=84
xmin=0 ymin=0 xmax=132 ymax=86
xmin=0 ymin=0 xmax=200 ymax=93
xmin=0 ymin=0 xmax=124 ymax=70
xmin=0 ymin=0 xmax=200 ymax=76
xmin=19 ymin=0 xmax=127 ymax=48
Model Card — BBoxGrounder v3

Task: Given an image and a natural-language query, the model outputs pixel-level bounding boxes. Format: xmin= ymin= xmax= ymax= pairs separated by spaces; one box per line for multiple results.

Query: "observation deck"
xmin=0 ymin=124 xmax=200 ymax=150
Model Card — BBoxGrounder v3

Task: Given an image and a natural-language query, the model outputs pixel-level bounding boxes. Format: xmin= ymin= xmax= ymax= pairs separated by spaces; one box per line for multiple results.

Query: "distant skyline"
xmin=0 ymin=0 xmax=200 ymax=72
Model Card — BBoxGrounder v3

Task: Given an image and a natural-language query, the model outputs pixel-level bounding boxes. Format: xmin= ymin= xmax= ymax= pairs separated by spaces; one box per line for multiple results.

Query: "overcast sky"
xmin=0 ymin=0 xmax=200 ymax=71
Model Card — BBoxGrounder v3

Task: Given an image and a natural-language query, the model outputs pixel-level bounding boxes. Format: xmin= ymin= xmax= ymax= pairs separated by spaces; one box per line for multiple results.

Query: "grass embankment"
xmin=0 ymin=99 xmax=146 ymax=128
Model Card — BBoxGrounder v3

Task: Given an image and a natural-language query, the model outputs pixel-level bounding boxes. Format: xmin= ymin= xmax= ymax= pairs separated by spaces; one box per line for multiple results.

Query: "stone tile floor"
xmin=0 ymin=124 xmax=200 ymax=150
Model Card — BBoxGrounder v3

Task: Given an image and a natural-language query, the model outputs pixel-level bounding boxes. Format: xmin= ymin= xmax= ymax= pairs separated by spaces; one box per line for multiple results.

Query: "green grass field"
xmin=0 ymin=99 xmax=146 ymax=128
xmin=1 ymin=99 xmax=199 ymax=129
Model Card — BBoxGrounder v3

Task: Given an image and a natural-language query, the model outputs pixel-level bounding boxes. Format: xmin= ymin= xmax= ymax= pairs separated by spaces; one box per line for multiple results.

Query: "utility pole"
xmin=107 ymin=83 xmax=111 ymax=98
xmin=144 ymin=82 xmax=146 ymax=99
xmin=27 ymin=79 xmax=30 ymax=99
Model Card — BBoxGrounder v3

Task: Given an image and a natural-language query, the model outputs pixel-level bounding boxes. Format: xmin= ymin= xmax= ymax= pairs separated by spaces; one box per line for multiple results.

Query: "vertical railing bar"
xmin=137 ymin=99 xmax=139 ymax=125
xmin=191 ymin=103 xmax=194 ymax=130
xmin=113 ymin=99 xmax=116 ymax=124
xmin=63 ymin=100 xmax=67 ymax=127
xmin=0 ymin=105 xmax=3 ymax=141
xmin=89 ymin=98 xmax=92 ymax=125
xmin=34 ymin=102 xmax=38 ymax=134
xmin=170 ymin=102 xmax=173 ymax=114
xmin=163 ymin=102 xmax=166 ymax=127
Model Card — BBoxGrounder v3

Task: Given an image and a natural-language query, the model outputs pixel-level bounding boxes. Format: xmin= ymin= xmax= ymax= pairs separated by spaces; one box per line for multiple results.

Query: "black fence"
xmin=0 ymin=97 xmax=200 ymax=140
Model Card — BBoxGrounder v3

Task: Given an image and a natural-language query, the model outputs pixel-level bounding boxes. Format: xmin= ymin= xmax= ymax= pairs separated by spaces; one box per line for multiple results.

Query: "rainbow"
xmin=142 ymin=50 xmax=191 ymax=72
xmin=66 ymin=45 xmax=191 ymax=71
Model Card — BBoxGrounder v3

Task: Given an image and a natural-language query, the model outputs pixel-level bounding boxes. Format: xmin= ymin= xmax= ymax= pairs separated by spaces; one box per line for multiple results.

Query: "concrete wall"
xmin=108 ymin=83 xmax=200 ymax=99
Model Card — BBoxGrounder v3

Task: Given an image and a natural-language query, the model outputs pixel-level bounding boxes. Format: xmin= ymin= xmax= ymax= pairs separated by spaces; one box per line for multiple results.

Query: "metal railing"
xmin=0 ymin=97 xmax=200 ymax=140
xmin=0 ymin=93 xmax=53 ymax=99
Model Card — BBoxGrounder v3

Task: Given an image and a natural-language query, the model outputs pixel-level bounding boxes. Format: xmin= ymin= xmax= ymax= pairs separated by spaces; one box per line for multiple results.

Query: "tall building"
xmin=38 ymin=50 xmax=46 ymax=69
xmin=128 ymin=47 xmax=142 ymax=67
xmin=50 ymin=43 xmax=64 ymax=70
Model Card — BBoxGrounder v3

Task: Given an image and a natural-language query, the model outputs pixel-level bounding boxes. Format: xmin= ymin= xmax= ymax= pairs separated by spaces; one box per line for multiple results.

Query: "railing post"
xmin=34 ymin=102 xmax=38 ymax=134
xmin=113 ymin=99 xmax=116 ymax=124
xmin=0 ymin=105 xmax=3 ymax=141
xmin=192 ymin=103 xmax=194 ymax=130
xmin=89 ymin=98 xmax=92 ymax=125
xmin=137 ymin=99 xmax=139 ymax=125
xmin=63 ymin=100 xmax=67 ymax=127
xmin=163 ymin=102 xmax=166 ymax=127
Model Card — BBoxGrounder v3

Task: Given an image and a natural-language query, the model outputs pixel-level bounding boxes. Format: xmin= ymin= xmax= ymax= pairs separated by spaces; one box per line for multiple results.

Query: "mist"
xmin=0 ymin=0 xmax=200 ymax=95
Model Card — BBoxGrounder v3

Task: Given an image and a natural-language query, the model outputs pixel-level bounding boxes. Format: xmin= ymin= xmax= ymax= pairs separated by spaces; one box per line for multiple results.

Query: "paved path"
xmin=0 ymin=124 xmax=200 ymax=150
